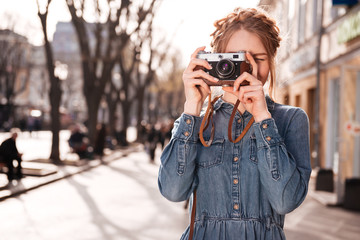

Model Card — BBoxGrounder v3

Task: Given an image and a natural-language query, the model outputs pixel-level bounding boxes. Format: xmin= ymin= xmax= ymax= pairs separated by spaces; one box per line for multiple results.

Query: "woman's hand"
xmin=183 ymin=46 xmax=219 ymax=116
xmin=223 ymin=52 xmax=271 ymax=122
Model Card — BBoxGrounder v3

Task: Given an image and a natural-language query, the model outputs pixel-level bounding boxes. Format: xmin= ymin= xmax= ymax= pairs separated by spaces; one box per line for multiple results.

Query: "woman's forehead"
xmin=225 ymin=29 xmax=266 ymax=54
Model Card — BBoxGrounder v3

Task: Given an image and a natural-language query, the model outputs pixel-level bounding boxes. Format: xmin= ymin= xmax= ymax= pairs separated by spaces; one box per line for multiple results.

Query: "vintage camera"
xmin=196 ymin=50 xmax=252 ymax=86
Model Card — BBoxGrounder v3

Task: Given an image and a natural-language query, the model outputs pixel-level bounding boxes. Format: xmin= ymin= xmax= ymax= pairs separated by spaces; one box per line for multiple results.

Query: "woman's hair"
xmin=210 ymin=7 xmax=281 ymax=98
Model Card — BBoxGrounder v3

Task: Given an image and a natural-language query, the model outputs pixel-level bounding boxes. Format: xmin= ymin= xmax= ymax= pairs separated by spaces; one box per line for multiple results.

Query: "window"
xmin=295 ymin=94 xmax=301 ymax=107
xmin=298 ymin=0 xmax=307 ymax=45
xmin=284 ymin=94 xmax=290 ymax=105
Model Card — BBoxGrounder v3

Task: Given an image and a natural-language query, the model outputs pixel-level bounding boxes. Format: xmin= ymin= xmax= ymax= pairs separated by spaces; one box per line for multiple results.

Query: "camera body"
xmin=196 ymin=50 xmax=252 ymax=86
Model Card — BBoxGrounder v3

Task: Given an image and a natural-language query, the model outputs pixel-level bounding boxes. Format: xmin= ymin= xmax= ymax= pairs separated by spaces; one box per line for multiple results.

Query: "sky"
xmin=0 ymin=0 xmax=260 ymax=66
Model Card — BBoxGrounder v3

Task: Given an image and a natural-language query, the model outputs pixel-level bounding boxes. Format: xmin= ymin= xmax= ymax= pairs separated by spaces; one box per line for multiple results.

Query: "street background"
xmin=0 ymin=130 xmax=360 ymax=240
xmin=1 ymin=0 xmax=360 ymax=239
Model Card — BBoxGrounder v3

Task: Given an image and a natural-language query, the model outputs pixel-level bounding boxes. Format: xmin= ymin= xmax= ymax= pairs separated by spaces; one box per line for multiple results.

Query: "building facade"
xmin=259 ymin=0 xmax=360 ymax=202
xmin=0 ymin=29 xmax=32 ymax=129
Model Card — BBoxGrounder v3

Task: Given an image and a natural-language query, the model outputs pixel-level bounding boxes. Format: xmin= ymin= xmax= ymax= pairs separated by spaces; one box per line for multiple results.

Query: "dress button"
xmin=262 ymin=123 xmax=268 ymax=129
xmin=237 ymin=119 xmax=241 ymax=124
xmin=233 ymin=204 xmax=239 ymax=210
xmin=266 ymin=136 xmax=271 ymax=141
xmin=233 ymin=179 xmax=238 ymax=184
xmin=186 ymin=119 xmax=191 ymax=124
xmin=184 ymin=131 xmax=190 ymax=136
xmin=233 ymin=157 xmax=239 ymax=162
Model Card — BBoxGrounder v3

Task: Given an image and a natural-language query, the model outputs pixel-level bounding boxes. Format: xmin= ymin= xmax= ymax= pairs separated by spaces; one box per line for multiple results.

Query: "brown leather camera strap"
xmin=199 ymin=94 xmax=254 ymax=146
xmin=199 ymin=93 xmax=222 ymax=147
xmin=228 ymin=100 xmax=255 ymax=143
xmin=188 ymin=190 xmax=197 ymax=240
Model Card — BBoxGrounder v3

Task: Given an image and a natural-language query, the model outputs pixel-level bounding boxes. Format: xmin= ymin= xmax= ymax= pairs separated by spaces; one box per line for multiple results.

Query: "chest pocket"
xmin=197 ymin=138 xmax=225 ymax=168
xmin=250 ymin=134 xmax=258 ymax=164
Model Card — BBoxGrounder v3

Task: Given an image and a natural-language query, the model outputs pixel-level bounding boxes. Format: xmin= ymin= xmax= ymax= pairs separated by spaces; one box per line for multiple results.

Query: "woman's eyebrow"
xmin=252 ymin=53 xmax=267 ymax=57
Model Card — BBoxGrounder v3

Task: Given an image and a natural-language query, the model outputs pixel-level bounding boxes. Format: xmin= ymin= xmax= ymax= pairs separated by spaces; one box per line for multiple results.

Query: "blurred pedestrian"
xmin=19 ymin=117 xmax=27 ymax=132
xmin=159 ymin=123 xmax=167 ymax=150
xmin=146 ymin=124 xmax=159 ymax=163
xmin=164 ymin=119 xmax=174 ymax=146
xmin=68 ymin=124 xmax=89 ymax=159
xmin=0 ymin=128 xmax=23 ymax=181
xmin=27 ymin=115 xmax=35 ymax=136
xmin=139 ymin=120 xmax=148 ymax=143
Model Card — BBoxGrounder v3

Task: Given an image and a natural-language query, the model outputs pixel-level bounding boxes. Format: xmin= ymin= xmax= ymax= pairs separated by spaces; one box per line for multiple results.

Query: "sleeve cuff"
xmin=253 ymin=118 xmax=283 ymax=148
xmin=172 ymin=113 xmax=202 ymax=142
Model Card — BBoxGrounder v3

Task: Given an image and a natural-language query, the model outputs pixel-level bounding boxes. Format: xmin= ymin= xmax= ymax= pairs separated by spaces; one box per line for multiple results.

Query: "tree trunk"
xmin=136 ymin=87 xmax=145 ymax=141
xmin=107 ymin=96 xmax=118 ymax=138
xmin=37 ymin=6 xmax=62 ymax=164
xmin=119 ymin=100 xmax=132 ymax=146
xmin=49 ymin=84 xmax=61 ymax=163
xmin=85 ymin=97 xmax=100 ymax=146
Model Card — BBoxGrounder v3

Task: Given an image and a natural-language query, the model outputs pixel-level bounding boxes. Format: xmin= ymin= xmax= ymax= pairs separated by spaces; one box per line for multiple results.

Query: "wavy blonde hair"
xmin=210 ymin=7 xmax=281 ymax=98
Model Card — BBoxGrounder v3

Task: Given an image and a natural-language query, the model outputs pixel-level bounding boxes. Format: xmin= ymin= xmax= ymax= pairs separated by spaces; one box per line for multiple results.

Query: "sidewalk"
xmin=0 ymin=130 xmax=142 ymax=201
xmin=307 ymin=170 xmax=338 ymax=206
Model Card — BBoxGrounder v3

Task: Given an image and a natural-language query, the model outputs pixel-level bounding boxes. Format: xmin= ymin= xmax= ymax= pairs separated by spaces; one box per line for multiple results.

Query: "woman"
xmin=158 ymin=7 xmax=311 ymax=240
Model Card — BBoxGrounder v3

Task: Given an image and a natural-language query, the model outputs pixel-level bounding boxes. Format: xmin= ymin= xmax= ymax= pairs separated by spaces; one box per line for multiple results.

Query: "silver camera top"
xmin=196 ymin=51 xmax=247 ymax=62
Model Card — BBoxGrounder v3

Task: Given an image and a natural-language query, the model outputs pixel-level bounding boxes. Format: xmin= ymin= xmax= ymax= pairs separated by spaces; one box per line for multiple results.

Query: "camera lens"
xmin=216 ymin=59 xmax=235 ymax=78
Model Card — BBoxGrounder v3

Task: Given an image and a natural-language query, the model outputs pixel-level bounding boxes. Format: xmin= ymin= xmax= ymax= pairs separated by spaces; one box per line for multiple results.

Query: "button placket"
xmin=235 ymin=116 xmax=243 ymax=141
xmin=232 ymin=145 xmax=240 ymax=215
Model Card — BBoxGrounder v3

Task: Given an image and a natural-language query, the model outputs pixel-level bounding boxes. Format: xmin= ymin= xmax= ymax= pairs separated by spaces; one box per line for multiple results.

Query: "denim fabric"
xmin=158 ymin=96 xmax=312 ymax=240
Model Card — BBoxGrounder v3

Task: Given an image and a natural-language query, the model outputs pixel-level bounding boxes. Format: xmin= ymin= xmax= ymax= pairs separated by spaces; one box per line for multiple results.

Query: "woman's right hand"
xmin=182 ymin=46 xmax=219 ymax=116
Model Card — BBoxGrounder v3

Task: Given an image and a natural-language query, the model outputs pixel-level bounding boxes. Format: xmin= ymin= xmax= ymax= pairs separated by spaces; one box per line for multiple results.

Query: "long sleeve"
xmin=253 ymin=108 xmax=312 ymax=215
xmin=158 ymin=113 xmax=202 ymax=202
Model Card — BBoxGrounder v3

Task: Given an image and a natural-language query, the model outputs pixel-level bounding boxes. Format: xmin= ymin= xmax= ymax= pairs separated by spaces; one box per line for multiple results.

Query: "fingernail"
xmin=214 ymin=78 xmax=219 ymax=81
xmin=233 ymin=86 xmax=236 ymax=91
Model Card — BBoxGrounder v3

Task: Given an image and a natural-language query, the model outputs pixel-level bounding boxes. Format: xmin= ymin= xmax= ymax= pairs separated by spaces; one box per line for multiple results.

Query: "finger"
xmin=184 ymin=70 xmax=219 ymax=83
xmin=238 ymin=85 xmax=263 ymax=103
xmin=184 ymin=58 xmax=213 ymax=74
xmin=191 ymin=78 xmax=211 ymax=93
xmin=246 ymin=52 xmax=258 ymax=79
xmin=243 ymin=91 xmax=258 ymax=104
xmin=190 ymin=46 xmax=206 ymax=59
xmin=233 ymin=72 xmax=262 ymax=92
xmin=222 ymin=86 xmax=238 ymax=97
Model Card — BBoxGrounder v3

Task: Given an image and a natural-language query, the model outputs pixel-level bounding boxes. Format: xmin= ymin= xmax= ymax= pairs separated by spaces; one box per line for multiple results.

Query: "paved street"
xmin=0 ymin=131 xmax=359 ymax=239
xmin=0 ymin=148 xmax=188 ymax=240
xmin=285 ymin=191 xmax=360 ymax=240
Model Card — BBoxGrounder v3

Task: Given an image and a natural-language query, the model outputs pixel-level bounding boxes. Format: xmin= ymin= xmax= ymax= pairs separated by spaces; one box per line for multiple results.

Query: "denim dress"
xmin=158 ymin=96 xmax=312 ymax=240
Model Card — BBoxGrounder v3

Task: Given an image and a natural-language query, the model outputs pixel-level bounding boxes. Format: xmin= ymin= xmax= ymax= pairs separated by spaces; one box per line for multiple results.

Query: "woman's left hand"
xmin=222 ymin=52 xmax=271 ymax=122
